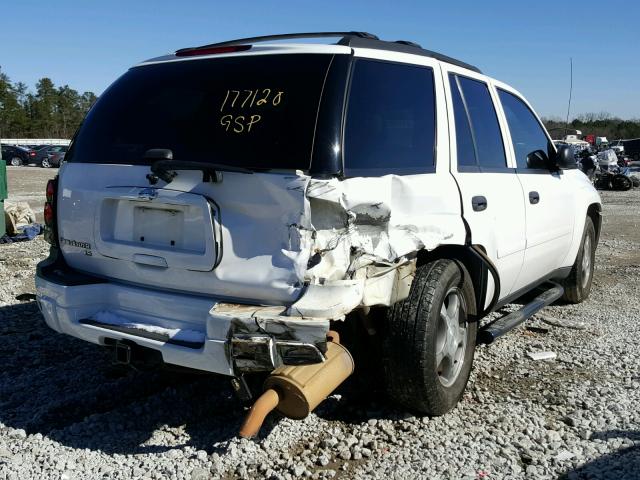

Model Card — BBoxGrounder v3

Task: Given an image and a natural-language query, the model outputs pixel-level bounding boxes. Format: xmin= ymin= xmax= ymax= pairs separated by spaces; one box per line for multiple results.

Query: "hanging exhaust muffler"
xmin=239 ymin=331 xmax=354 ymax=438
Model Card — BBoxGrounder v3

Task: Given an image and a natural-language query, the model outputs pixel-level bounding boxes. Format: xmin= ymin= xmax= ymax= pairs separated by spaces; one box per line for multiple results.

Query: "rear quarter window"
xmin=343 ymin=59 xmax=436 ymax=176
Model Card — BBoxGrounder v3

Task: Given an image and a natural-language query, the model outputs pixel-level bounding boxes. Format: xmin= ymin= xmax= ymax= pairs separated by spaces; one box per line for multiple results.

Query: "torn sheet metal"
xmin=208 ymin=303 xmax=329 ymax=345
xmin=360 ymin=261 xmax=416 ymax=307
xmin=287 ymin=280 xmax=364 ymax=318
xmin=208 ymin=302 xmax=329 ymax=372
xmin=281 ymin=174 xmax=466 ymax=318
xmin=200 ymin=171 xmax=465 ymax=322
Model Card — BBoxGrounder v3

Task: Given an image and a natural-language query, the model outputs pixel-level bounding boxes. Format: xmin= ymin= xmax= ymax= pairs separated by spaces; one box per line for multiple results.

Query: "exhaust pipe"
xmin=239 ymin=331 xmax=353 ymax=438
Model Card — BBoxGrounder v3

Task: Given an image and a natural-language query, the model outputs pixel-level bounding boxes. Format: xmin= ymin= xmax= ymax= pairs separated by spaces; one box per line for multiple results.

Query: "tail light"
xmin=44 ymin=178 xmax=58 ymax=245
xmin=46 ymin=179 xmax=55 ymax=202
xmin=44 ymin=203 xmax=54 ymax=225
xmin=29 ymin=151 xmax=36 ymax=157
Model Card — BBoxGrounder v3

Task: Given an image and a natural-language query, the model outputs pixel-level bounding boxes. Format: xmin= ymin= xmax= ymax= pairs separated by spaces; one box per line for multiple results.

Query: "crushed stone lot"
xmin=1 ymin=166 xmax=639 ymax=480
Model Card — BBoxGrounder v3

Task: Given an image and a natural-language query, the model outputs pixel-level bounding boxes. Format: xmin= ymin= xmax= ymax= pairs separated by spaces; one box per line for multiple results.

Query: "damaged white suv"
xmin=36 ymin=32 xmax=601 ymax=431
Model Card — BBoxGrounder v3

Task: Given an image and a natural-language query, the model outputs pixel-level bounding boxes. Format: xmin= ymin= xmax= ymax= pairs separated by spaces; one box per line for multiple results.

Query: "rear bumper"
xmin=35 ymin=261 xmax=329 ymax=376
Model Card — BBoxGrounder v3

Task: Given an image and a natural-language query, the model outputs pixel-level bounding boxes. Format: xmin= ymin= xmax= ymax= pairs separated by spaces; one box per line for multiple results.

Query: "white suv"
xmin=36 ymin=32 xmax=601 ymax=426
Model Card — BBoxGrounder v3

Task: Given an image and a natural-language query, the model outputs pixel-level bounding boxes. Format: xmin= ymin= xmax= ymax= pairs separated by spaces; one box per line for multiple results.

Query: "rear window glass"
xmin=344 ymin=59 xmax=436 ymax=176
xmin=67 ymin=54 xmax=335 ymax=170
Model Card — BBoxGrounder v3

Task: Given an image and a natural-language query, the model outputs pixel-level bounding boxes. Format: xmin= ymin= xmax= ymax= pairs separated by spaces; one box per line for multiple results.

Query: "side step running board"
xmin=478 ymin=282 xmax=564 ymax=345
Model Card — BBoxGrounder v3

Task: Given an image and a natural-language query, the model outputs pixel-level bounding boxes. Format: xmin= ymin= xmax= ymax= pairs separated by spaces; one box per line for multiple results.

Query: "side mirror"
xmin=526 ymin=149 xmax=551 ymax=169
xmin=553 ymin=144 xmax=577 ymax=170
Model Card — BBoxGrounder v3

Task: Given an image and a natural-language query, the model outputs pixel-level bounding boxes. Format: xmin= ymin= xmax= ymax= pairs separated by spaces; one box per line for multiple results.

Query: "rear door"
xmin=444 ymin=68 xmax=526 ymax=305
xmin=495 ymin=86 xmax=575 ymax=288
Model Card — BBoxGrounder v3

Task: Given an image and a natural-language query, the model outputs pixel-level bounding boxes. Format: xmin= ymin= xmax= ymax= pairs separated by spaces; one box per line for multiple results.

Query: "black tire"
xmin=41 ymin=158 xmax=52 ymax=168
xmin=561 ymin=217 xmax=596 ymax=303
xmin=612 ymin=174 xmax=632 ymax=191
xmin=381 ymin=259 xmax=477 ymax=415
xmin=631 ymin=176 xmax=640 ymax=188
xmin=10 ymin=156 xmax=22 ymax=166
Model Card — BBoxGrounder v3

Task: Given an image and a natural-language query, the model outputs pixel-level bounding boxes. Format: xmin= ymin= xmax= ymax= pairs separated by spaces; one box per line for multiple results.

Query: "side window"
xmin=344 ymin=59 xmax=436 ymax=176
xmin=449 ymin=74 xmax=507 ymax=170
xmin=498 ymin=89 xmax=553 ymax=170
xmin=449 ymin=76 xmax=476 ymax=167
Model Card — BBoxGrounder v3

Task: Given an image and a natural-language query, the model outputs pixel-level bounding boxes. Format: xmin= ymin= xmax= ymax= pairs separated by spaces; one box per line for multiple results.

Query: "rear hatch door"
xmin=56 ymin=50 xmax=346 ymax=304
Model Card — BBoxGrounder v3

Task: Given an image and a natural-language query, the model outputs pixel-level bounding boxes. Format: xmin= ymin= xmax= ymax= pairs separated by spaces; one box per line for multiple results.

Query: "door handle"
xmin=132 ymin=253 xmax=168 ymax=268
xmin=471 ymin=196 xmax=488 ymax=212
xmin=529 ymin=191 xmax=540 ymax=204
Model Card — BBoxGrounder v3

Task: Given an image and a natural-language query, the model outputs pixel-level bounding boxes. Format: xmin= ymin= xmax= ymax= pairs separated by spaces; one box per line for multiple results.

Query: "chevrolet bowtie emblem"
xmin=138 ymin=188 xmax=158 ymax=200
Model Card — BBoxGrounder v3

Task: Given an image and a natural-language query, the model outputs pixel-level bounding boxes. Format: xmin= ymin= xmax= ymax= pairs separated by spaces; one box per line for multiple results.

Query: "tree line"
xmin=1 ymin=66 xmax=639 ymax=142
xmin=542 ymin=113 xmax=640 ymax=141
xmin=0 ymin=67 xmax=97 ymax=139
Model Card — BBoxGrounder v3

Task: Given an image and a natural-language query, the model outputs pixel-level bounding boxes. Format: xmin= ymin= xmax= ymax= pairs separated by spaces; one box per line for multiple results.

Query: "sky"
xmin=1 ymin=0 xmax=639 ymax=119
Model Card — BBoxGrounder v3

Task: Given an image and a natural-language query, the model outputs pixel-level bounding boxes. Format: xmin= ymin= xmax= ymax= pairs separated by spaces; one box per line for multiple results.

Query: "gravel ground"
xmin=1 ymin=167 xmax=639 ymax=480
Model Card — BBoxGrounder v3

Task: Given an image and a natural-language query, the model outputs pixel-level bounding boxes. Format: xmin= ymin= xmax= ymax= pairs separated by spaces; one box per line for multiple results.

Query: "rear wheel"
xmin=562 ymin=217 xmax=596 ymax=303
xmin=10 ymin=157 xmax=22 ymax=166
xmin=381 ymin=259 xmax=477 ymax=415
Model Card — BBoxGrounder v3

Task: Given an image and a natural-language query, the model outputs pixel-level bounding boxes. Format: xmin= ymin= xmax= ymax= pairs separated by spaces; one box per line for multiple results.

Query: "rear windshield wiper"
xmin=143 ymin=149 xmax=253 ymax=185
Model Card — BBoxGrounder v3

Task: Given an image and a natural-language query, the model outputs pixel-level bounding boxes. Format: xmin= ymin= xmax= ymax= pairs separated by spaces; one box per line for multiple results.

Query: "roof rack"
xmin=175 ymin=32 xmax=379 ymax=55
xmin=395 ymin=40 xmax=422 ymax=48
xmin=337 ymin=36 xmax=482 ymax=73
xmin=175 ymin=31 xmax=481 ymax=74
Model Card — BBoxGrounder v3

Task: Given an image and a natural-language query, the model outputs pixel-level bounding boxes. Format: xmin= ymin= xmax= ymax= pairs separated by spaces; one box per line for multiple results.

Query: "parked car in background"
xmin=35 ymin=145 xmax=68 ymax=167
xmin=46 ymin=151 xmax=66 ymax=167
xmin=33 ymin=145 xmax=53 ymax=165
xmin=0 ymin=145 xmax=35 ymax=166
xmin=610 ymin=140 xmax=624 ymax=155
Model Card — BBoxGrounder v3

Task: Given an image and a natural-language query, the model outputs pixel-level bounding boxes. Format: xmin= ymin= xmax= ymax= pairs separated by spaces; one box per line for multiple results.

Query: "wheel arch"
xmin=587 ymin=202 xmax=602 ymax=245
xmin=561 ymin=184 xmax=602 ymax=269
xmin=416 ymin=245 xmax=491 ymax=319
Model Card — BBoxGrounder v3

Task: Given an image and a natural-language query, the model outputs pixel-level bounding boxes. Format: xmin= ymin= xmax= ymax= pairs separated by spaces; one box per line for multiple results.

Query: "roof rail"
xmin=174 ymin=31 xmax=482 ymax=74
xmin=395 ymin=40 xmax=422 ymax=48
xmin=338 ymin=36 xmax=482 ymax=73
xmin=175 ymin=31 xmax=379 ymax=55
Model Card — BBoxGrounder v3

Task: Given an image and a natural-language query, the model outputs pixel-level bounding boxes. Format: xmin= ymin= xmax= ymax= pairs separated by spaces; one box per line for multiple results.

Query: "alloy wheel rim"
xmin=10 ymin=157 xmax=21 ymax=166
xmin=435 ymin=288 xmax=467 ymax=387
xmin=42 ymin=159 xmax=50 ymax=168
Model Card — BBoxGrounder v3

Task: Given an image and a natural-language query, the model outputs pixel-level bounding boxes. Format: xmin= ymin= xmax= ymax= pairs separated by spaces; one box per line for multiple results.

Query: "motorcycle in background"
xmin=579 ymin=148 xmax=637 ymax=191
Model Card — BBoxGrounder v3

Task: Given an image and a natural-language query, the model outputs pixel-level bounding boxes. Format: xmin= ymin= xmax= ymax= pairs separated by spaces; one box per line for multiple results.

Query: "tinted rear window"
xmin=68 ymin=54 xmax=335 ymax=170
xmin=344 ymin=59 xmax=436 ymax=176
